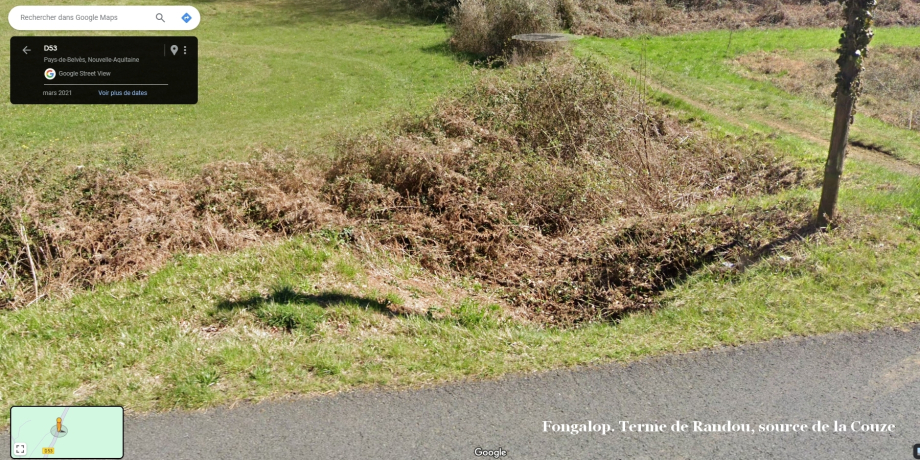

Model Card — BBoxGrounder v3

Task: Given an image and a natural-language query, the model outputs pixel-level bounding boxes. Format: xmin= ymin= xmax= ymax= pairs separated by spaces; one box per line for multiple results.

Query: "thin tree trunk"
xmin=817 ymin=92 xmax=855 ymax=228
xmin=815 ymin=0 xmax=872 ymax=229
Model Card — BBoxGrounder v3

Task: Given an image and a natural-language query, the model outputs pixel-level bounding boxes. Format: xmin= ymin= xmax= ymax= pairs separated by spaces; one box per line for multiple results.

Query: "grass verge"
xmin=2 ymin=25 xmax=920 ymax=428
xmin=1 ymin=205 xmax=917 ymax=428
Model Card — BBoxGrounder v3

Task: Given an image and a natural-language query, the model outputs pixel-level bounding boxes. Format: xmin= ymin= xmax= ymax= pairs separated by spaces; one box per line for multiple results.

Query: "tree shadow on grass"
xmin=421 ymin=42 xmax=502 ymax=67
xmin=216 ymin=285 xmax=394 ymax=315
xmin=733 ymin=221 xmax=820 ymax=273
xmin=608 ymin=219 xmax=822 ymax=323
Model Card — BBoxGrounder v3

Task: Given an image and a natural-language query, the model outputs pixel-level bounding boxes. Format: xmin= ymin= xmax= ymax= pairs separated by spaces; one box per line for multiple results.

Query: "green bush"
xmin=449 ymin=0 xmax=562 ymax=58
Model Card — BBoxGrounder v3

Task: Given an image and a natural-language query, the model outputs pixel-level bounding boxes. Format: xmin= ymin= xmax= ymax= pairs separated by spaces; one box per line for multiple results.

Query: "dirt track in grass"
xmin=639 ymin=67 xmax=920 ymax=177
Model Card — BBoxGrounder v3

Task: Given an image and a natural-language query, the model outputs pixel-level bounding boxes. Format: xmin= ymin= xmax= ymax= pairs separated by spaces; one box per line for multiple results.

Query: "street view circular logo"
xmin=44 ymin=68 xmax=56 ymax=80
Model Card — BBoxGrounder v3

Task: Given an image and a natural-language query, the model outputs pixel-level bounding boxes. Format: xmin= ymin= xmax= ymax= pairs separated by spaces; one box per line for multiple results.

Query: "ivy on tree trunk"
xmin=816 ymin=0 xmax=877 ymax=228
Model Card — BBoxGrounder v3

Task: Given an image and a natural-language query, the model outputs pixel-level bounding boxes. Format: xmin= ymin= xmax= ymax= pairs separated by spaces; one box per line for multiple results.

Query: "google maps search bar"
xmin=8 ymin=6 xmax=200 ymax=30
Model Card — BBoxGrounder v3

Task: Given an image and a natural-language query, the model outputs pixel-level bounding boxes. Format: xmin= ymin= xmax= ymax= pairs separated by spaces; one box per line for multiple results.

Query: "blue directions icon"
xmin=182 ymin=12 xmax=192 ymax=23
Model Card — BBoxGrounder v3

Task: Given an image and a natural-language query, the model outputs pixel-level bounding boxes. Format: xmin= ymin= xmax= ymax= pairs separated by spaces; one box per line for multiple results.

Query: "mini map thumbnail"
xmin=10 ymin=406 xmax=123 ymax=459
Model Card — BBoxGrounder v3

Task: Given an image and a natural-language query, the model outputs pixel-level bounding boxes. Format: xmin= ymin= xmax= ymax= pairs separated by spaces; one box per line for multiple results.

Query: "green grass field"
xmin=2 ymin=4 xmax=919 ymax=427
xmin=0 ymin=0 xmax=472 ymax=175
xmin=577 ymin=26 xmax=920 ymax=231
xmin=578 ymin=27 xmax=920 ymax=165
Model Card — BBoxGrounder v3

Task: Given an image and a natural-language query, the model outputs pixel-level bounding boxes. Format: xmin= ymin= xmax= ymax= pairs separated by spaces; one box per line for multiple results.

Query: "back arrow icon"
xmin=23 ymin=46 xmax=30 ymax=54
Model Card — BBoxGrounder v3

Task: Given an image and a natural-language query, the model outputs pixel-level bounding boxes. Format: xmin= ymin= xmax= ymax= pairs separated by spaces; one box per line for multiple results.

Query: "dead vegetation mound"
xmin=496 ymin=202 xmax=812 ymax=323
xmin=0 ymin=155 xmax=344 ymax=306
xmin=2 ymin=57 xmax=812 ymax=324
xmin=325 ymin=56 xmax=811 ymax=323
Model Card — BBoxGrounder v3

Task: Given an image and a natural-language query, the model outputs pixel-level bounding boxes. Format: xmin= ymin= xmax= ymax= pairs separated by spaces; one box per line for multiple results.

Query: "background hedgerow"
xmin=561 ymin=0 xmax=920 ymax=38
xmin=396 ymin=0 xmax=919 ymax=57
xmin=370 ymin=0 xmax=460 ymax=21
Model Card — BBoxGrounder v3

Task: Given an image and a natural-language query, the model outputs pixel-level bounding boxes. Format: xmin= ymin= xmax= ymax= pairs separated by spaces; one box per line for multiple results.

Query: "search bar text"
xmin=8 ymin=6 xmax=200 ymax=30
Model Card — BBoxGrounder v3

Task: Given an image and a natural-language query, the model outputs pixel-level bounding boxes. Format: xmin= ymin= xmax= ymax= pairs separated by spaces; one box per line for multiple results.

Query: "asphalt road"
xmin=7 ymin=326 xmax=920 ymax=459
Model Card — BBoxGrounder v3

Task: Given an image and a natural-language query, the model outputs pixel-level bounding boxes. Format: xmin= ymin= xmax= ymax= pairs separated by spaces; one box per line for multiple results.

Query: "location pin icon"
xmin=170 ymin=45 xmax=178 ymax=56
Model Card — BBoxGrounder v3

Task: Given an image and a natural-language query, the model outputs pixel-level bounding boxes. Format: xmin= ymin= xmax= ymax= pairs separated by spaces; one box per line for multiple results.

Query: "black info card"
xmin=10 ymin=36 xmax=198 ymax=104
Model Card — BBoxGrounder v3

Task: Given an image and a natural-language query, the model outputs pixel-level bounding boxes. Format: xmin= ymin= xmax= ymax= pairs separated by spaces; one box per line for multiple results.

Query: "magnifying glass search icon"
xmin=155 ymin=13 xmax=165 ymax=22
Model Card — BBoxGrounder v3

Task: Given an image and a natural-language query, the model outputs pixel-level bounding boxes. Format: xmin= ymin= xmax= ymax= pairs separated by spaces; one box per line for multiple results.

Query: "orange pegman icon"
xmin=57 ymin=417 xmax=62 ymax=432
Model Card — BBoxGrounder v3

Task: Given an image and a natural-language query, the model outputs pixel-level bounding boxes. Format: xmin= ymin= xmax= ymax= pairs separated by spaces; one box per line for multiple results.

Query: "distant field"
xmin=735 ymin=45 xmax=920 ymax=133
xmin=0 ymin=0 xmax=472 ymax=175
xmin=578 ymin=27 xmax=920 ymax=166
